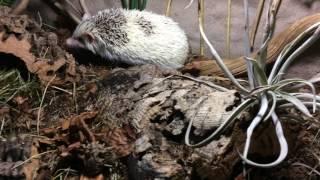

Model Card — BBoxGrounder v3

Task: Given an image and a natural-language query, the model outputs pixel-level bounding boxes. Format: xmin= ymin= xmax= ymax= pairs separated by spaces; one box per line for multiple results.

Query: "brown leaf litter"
xmin=0 ymin=63 xmax=319 ymax=179
xmin=0 ymin=6 xmax=77 ymax=85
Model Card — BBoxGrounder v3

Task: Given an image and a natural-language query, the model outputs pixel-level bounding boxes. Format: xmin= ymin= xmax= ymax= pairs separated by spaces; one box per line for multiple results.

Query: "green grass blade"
xmin=141 ymin=0 xmax=147 ymax=10
xmin=134 ymin=0 xmax=139 ymax=9
xmin=129 ymin=0 xmax=135 ymax=9
xmin=0 ymin=0 xmax=15 ymax=6
xmin=138 ymin=0 xmax=142 ymax=10
xmin=121 ymin=0 xmax=128 ymax=9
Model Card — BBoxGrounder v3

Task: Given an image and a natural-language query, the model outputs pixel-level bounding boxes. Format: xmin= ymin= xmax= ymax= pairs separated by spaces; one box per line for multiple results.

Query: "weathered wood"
xmin=182 ymin=13 xmax=320 ymax=76
xmin=92 ymin=65 xmax=300 ymax=179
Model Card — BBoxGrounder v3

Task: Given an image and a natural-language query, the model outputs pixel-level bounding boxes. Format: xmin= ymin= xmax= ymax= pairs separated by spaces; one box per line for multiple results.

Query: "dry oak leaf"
xmin=105 ymin=127 xmax=136 ymax=157
xmin=23 ymin=142 xmax=39 ymax=180
xmin=0 ymin=32 xmax=76 ymax=85
xmin=61 ymin=111 xmax=98 ymax=142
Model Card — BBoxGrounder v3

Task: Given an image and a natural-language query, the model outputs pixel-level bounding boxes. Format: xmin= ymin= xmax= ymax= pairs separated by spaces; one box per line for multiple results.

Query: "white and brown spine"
xmin=67 ymin=9 xmax=189 ymax=69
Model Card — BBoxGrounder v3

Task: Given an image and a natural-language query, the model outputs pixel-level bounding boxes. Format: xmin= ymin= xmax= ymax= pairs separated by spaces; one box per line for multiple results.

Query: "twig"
xmin=37 ymin=11 xmax=43 ymax=28
xmin=39 ymin=47 xmax=44 ymax=59
xmin=243 ymin=0 xmax=255 ymax=88
xmin=42 ymin=47 xmax=49 ymax=59
xmin=42 ymin=23 xmax=57 ymax=30
xmin=312 ymin=129 xmax=320 ymax=145
xmin=73 ymin=82 xmax=78 ymax=113
xmin=0 ymin=117 xmax=5 ymax=137
xmin=80 ymin=119 xmax=95 ymax=142
xmin=51 ymin=86 xmax=73 ymax=95
xmin=52 ymin=0 xmax=81 ymax=24
xmin=292 ymin=162 xmax=320 ymax=176
xmin=11 ymin=0 xmax=30 ymax=15
xmin=65 ymin=0 xmax=82 ymax=15
xmin=198 ymin=0 xmax=205 ymax=56
xmin=226 ymin=0 xmax=232 ymax=58
xmin=309 ymin=151 xmax=320 ymax=175
xmin=258 ymin=0 xmax=282 ymax=56
xmin=165 ymin=0 xmax=172 ymax=16
xmin=63 ymin=168 xmax=71 ymax=180
xmin=185 ymin=0 xmax=194 ymax=9
xmin=12 ymin=150 xmax=56 ymax=169
xmin=79 ymin=0 xmax=90 ymax=16
xmin=54 ymin=168 xmax=78 ymax=179
xmin=37 ymin=75 xmax=56 ymax=135
xmin=250 ymin=0 xmax=265 ymax=51
xmin=171 ymin=74 xmax=229 ymax=92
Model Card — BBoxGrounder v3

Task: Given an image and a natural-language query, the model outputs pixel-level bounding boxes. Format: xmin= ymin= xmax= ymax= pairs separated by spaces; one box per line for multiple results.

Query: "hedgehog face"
xmin=66 ymin=33 xmax=93 ymax=49
xmin=66 ymin=20 xmax=99 ymax=54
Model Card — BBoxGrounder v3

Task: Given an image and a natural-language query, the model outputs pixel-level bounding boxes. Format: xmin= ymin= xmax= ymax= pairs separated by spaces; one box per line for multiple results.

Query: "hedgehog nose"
xmin=66 ymin=38 xmax=81 ymax=48
xmin=66 ymin=38 xmax=74 ymax=47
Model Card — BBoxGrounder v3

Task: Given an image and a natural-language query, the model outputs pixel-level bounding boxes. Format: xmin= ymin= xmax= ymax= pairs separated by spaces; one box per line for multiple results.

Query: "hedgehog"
xmin=66 ymin=8 xmax=189 ymax=69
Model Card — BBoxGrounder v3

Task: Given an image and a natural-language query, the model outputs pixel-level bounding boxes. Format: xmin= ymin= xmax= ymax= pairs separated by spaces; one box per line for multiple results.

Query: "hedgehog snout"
xmin=66 ymin=37 xmax=85 ymax=49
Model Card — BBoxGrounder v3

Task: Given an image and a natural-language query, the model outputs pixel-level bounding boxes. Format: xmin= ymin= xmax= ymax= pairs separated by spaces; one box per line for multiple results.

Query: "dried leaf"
xmin=23 ymin=143 xmax=39 ymax=180
xmin=13 ymin=96 xmax=28 ymax=105
xmin=0 ymin=12 xmax=77 ymax=85
xmin=105 ymin=127 xmax=135 ymax=157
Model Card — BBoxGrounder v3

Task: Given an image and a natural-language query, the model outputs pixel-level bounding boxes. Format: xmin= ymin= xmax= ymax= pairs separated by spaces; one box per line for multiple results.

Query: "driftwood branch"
xmin=182 ymin=13 xmax=320 ymax=76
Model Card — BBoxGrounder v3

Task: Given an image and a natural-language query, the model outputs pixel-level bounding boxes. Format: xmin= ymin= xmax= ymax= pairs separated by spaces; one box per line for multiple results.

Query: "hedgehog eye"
xmin=80 ymin=32 xmax=94 ymax=44
xmin=77 ymin=37 xmax=85 ymax=44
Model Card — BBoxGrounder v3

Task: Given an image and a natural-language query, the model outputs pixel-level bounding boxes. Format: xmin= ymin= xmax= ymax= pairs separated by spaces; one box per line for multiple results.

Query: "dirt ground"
xmin=1 ymin=4 xmax=320 ymax=180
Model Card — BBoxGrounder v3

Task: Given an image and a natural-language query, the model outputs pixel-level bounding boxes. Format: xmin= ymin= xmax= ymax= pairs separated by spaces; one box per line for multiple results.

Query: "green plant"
xmin=0 ymin=0 xmax=15 ymax=6
xmin=0 ymin=69 xmax=41 ymax=105
xmin=185 ymin=0 xmax=320 ymax=169
xmin=121 ymin=0 xmax=147 ymax=10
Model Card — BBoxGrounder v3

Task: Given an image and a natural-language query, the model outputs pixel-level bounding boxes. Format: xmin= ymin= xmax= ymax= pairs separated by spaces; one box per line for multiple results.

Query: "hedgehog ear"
xmin=81 ymin=32 xmax=94 ymax=43
xmin=82 ymin=13 xmax=91 ymax=21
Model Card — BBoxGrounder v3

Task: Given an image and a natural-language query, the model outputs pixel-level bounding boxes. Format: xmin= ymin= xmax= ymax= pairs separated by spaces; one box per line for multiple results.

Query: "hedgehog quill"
xmin=66 ymin=9 xmax=189 ymax=69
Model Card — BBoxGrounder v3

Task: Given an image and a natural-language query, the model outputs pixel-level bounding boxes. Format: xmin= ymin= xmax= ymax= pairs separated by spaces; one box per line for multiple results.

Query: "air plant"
xmin=121 ymin=0 xmax=147 ymax=10
xmin=185 ymin=0 xmax=320 ymax=169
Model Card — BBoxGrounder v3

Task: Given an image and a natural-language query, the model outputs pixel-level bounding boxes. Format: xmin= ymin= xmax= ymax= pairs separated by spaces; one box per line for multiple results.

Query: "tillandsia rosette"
xmin=184 ymin=0 xmax=320 ymax=170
